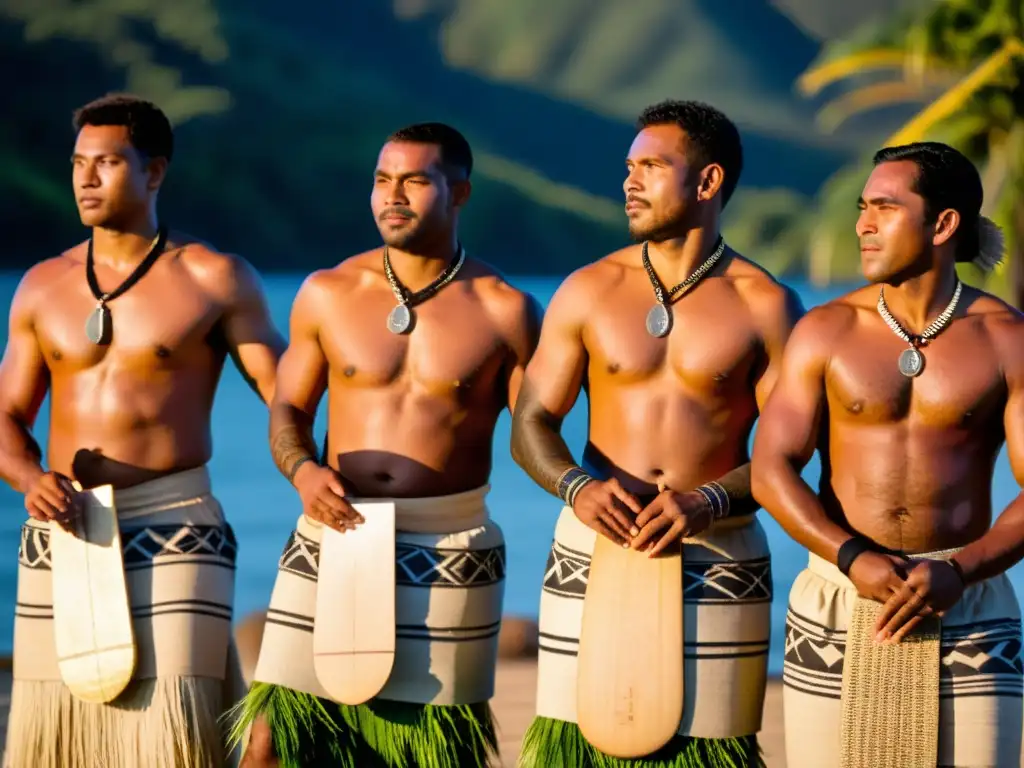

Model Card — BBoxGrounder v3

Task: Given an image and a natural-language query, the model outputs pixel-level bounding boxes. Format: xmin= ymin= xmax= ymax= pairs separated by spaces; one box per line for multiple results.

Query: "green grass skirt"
xmin=517 ymin=716 xmax=764 ymax=768
xmin=226 ymin=682 xmax=498 ymax=767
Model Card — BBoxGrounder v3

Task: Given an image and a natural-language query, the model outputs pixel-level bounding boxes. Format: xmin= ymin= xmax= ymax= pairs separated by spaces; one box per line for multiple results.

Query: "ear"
xmin=146 ymin=157 xmax=169 ymax=191
xmin=451 ymin=178 xmax=472 ymax=208
xmin=932 ymin=208 xmax=959 ymax=247
xmin=696 ymin=163 xmax=725 ymax=204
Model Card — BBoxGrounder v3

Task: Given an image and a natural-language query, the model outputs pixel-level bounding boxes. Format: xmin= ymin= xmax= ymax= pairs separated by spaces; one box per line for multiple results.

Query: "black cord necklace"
xmin=85 ymin=226 xmax=169 ymax=345
xmin=382 ymin=244 xmax=466 ymax=334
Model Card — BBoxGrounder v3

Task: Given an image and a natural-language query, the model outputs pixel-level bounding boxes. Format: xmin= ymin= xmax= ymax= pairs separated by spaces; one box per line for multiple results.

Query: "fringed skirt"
xmin=3 ymin=466 xmax=246 ymax=768
xmin=519 ymin=508 xmax=772 ymax=768
xmin=230 ymin=486 xmax=506 ymax=767
xmin=783 ymin=551 xmax=1024 ymax=768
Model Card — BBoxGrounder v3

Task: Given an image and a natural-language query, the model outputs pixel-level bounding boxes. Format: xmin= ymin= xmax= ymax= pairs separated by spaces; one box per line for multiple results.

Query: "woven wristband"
xmin=557 ymin=466 xmax=593 ymax=506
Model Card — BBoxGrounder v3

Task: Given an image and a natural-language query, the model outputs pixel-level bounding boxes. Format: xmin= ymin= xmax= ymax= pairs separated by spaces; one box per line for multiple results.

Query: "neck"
xmin=646 ymin=227 xmax=721 ymax=283
xmin=883 ymin=263 xmax=959 ymax=332
xmin=91 ymin=215 xmax=161 ymax=269
xmin=387 ymin=234 xmax=460 ymax=291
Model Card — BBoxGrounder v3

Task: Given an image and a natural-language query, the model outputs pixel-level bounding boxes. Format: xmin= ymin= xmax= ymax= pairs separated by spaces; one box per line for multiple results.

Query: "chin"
xmin=77 ymin=210 xmax=108 ymax=228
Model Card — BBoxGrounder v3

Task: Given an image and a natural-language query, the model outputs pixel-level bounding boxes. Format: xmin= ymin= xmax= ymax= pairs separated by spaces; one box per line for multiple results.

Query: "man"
xmin=0 ymin=94 xmax=284 ymax=767
xmin=751 ymin=141 xmax=1024 ymax=768
xmin=230 ymin=122 xmax=540 ymax=767
xmin=510 ymin=99 xmax=802 ymax=767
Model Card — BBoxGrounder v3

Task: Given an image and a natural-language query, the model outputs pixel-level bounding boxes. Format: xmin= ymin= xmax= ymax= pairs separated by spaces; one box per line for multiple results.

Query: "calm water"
xmin=1 ymin=271 xmax=1023 ymax=676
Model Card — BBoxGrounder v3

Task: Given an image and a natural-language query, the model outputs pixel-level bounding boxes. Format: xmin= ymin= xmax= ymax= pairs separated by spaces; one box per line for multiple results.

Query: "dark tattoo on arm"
xmin=269 ymin=405 xmax=319 ymax=484
xmin=702 ymin=462 xmax=758 ymax=518
xmin=510 ymin=378 xmax=579 ymax=499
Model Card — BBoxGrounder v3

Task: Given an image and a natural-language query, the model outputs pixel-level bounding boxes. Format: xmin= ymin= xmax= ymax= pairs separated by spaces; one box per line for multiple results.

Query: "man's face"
xmin=72 ymin=124 xmax=160 ymax=228
xmin=623 ymin=124 xmax=698 ymax=241
xmin=856 ymin=160 xmax=935 ymax=284
xmin=371 ymin=141 xmax=459 ymax=251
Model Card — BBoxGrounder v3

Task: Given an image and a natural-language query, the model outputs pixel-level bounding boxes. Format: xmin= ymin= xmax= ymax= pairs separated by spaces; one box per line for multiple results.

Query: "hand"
xmin=630 ymin=489 xmax=713 ymax=557
xmin=24 ymin=470 xmax=80 ymax=524
xmin=847 ymin=550 xmax=910 ymax=603
xmin=293 ymin=462 xmax=364 ymax=533
xmin=571 ymin=478 xmax=642 ymax=546
xmin=874 ymin=559 xmax=965 ymax=644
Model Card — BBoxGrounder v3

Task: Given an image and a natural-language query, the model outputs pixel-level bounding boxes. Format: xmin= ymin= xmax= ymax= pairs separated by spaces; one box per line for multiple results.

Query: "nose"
xmin=384 ymin=180 xmax=409 ymax=207
xmin=623 ymin=168 xmax=641 ymax=196
xmin=76 ymin=160 xmax=100 ymax=189
xmin=855 ymin=209 xmax=875 ymax=238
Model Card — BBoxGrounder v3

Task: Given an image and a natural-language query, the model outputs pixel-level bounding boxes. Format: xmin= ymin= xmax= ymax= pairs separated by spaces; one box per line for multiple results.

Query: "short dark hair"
xmin=636 ymin=100 xmax=744 ymax=208
xmin=872 ymin=142 xmax=983 ymax=263
xmin=72 ymin=93 xmax=174 ymax=162
xmin=387 ymin=122 xmax=473 ymax=181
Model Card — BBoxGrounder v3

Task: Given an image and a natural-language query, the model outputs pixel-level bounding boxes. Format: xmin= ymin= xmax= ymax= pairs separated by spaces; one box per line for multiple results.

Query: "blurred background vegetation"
xmin=2 ymin=0 xmax=1021 ymax=300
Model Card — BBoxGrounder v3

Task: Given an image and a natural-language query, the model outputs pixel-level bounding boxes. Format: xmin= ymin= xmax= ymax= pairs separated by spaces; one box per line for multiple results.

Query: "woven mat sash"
xmin=839 ymin=597 xmax=940 ymax=768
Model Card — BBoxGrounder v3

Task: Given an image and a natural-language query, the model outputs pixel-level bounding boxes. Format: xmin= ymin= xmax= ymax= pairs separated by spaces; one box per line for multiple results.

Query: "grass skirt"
xmin=227 ymin=682 xmax=498 ymax=767
xmin=517 ymin=716 xmax=764 ymax=768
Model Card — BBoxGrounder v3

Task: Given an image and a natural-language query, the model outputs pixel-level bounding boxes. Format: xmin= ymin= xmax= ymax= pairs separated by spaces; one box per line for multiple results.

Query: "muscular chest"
xmin=320 ymin=290 xmax=506 ymax=397
xmin=585 ymin=283 xmax=759 ymax=394
xmin=827 ymin=329 xmax=1004 ymax=428
xmin=37 ymin=267 xmax=221 ymax=371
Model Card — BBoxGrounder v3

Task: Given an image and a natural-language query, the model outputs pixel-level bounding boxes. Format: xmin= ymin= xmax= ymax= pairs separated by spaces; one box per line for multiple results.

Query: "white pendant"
xmin=85 ymin=304 xmax=111 ymax=345
xmin=898 ymin=347 xmax=924 ymax=378
xmin=387 ymin=304 xmax=412 ymax=335
xmin=645 ymin=303 xmax=672 ymax=338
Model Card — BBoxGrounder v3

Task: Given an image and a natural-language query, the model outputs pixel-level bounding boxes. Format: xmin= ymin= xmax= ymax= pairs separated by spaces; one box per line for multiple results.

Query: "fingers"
xmin=874 ymin=586 xmax=911 ymax=634
xmin=630 ymin=513 xmax=669 ymax=550
xmin=591 ymin=517 xmax=627 ymax=547
xmin=601 ymin=509 xmax=632 ymax=543
xmin=648 ymin=520 xmax=685 ymax=557
xmin=887 ymin=614 xmax=926 ymax=644
xmin=606 ymin=478 xmax=642 ymax=515
xmin=631 ymin=498 xmax=661 ymax=538
xmin=876 ymin=589 xmax=925 ymax=642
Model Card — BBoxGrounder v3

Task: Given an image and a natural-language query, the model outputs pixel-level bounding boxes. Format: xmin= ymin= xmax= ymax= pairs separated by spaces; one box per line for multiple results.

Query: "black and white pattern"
xmin=541 ymin=540 xmax=772 ymax=604
xmin=783 ymin=609 xmax=1024 ymax=700
xmin=18 ymin=521 xmax=237 ymax=572
xmin=277 ymin=530 xmax=505 ymax=587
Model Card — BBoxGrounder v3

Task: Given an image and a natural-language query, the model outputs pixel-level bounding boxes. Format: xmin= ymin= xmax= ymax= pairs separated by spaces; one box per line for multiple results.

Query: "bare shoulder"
xmin=967 ymin=287 xmax=1024 ymax=363
xmin=10 ymin=246 xmax=85 ymax=316
xmin=783 ymin=288 xmax=862 ymax=358
xmin=724 ymin=253 xmax=804 ymax=329
xmin=174 ymin=235 xmax=267 ymax=303
xmin=550 ymin=245 xmax=638 ymax=310
xmin=463 ymin=258 xmax=542 ymax=331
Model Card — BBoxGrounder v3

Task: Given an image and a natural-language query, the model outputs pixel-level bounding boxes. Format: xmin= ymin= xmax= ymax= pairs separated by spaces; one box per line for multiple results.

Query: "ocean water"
xmin=1 ymin=270 xmax=1023 ymax=676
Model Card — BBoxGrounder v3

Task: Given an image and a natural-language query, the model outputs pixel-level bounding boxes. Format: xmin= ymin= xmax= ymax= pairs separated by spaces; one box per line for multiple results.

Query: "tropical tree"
xmin=797 ymin=0 xmax=1024 ymax=304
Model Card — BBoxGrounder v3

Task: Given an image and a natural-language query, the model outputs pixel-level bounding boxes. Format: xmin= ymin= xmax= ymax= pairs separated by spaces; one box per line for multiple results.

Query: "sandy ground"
xmin=0 ymin=662 xmax=787 ymax=767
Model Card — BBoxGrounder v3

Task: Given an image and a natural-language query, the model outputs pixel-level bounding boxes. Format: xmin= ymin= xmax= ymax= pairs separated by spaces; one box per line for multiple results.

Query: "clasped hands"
xmin=572 ymin=478 xmax=713 ymax=556
xmin=847 ymin=551 xmax=966 ymax=645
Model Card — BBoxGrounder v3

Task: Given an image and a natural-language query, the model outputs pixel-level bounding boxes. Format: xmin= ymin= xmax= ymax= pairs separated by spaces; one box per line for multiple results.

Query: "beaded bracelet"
xmin=693 ymin=480 xmax=730 ymax=521
xmin=556 ymin=466 xmax=594 ymax=507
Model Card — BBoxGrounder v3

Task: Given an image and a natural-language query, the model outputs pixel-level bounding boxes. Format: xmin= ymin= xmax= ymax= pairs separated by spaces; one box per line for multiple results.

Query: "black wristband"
xmin=556 ymin=466 xmax=593 ymax=507
xmin=947 ymin=557 xmax=967 ymax=586
xmin=836 ymin=536 xmax=874 ymax=576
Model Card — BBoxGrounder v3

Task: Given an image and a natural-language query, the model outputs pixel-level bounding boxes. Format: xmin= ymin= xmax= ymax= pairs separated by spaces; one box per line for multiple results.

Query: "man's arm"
xmin=949 ymin=320 xmax=1024 ymax=584
xmin=510 ymin=273 xmax=592 ymax=497
xmin=0 ymin=269 xmax=50 ymax=494
xmin=704 ymin=282 xmax=806 ymax=518
xmin=750 ymin=308 xmax=852 ymax=561
xmin=218 ymin=254 xmax=287 ymax=404
xmin=269 ymin=274 xmax=329 ymax=484
xmin=501 ymin=291 xmax=544 ymax=413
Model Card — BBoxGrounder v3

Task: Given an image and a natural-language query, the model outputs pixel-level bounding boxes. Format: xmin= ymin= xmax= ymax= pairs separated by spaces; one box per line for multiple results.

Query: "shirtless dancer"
xmin=0 ymin=94 xmax=284 ymax=768
xmin=231 ymin=122 xmax=540 ymax=768
xmin=752 ymin=141 xmax=1024 ymax=768
xmin=511 ymin=100 xmax=802 ymax=767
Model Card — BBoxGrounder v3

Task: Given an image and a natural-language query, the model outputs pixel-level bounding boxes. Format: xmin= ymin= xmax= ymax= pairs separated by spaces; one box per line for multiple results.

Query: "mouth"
xmin=380 ymin=214 xmax=413 ymax=225
xmin=625 ymin=200 xmax=648 ymax=214
xmin=78 ymin=198 xmax=103 ymax=209
xmin=860 ymin=245 xmax=881 ymax=253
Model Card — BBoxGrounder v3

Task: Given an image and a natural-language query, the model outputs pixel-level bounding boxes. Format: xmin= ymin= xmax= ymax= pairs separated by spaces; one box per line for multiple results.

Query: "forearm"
xmin=269 ymin=403 xmax=319 ymax=485
xmin=952 ymin=495 xmax=1024 ymax=585
xmin=700 ymin=463 xmax=758 ymax=518
xmin=751 ymin=457 xmax=852 ymax=562
xmin=510 ymin=406 xmax=580 ymax=501
xmin=0 ymin=412 xmax=44 ymax=493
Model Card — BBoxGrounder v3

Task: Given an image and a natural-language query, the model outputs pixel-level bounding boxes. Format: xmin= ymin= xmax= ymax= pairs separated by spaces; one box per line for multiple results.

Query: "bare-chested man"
xmin=0 ymin=94 xmax=284 ymax=768
xmin=509 ymin=100 xmax=802 ymax=767
xmin=751 ymin=141 xmax=1024 ymax=768
xmin=230 ymin=122 xmax=540 ymax=768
